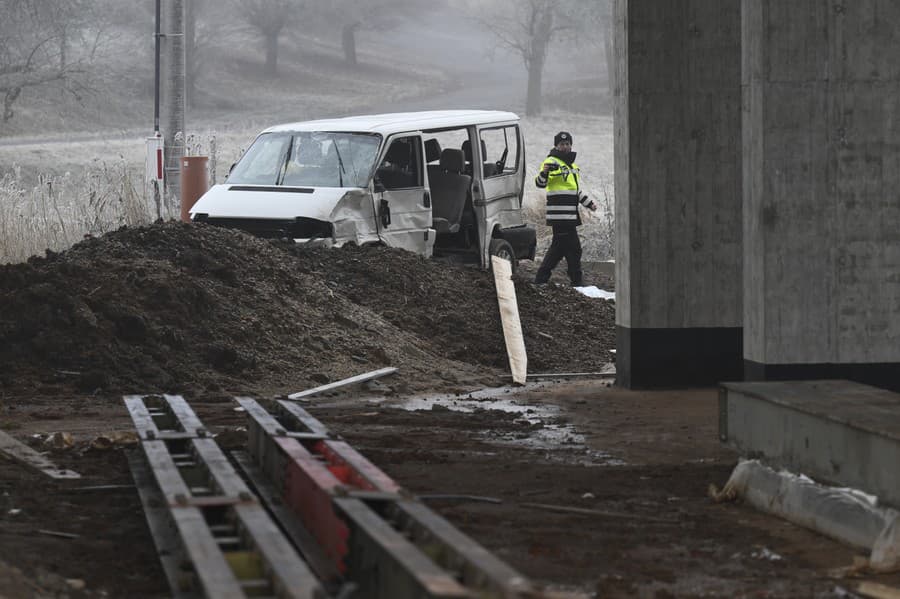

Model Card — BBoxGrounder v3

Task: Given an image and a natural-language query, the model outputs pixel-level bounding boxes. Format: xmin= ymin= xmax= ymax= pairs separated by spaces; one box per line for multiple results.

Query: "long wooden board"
xmin=0 ymin=430 xmax=80 ymax=479
xmin=287 ymin=367 xmax=398 ymax=400
xmin=491 ymin=256 xmax=527 ymax=384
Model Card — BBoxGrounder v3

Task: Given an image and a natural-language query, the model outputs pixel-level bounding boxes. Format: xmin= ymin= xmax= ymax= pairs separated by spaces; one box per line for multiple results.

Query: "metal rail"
xmin=235 ymin=397 xmax=534 ymax=599
xmin=125 ymin=395 xmax=325 ymax=599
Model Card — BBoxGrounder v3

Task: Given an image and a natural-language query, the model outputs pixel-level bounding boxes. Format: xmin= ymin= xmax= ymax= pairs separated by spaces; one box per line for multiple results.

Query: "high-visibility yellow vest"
xmin=534 ymin=156 xmax=590 ymax=226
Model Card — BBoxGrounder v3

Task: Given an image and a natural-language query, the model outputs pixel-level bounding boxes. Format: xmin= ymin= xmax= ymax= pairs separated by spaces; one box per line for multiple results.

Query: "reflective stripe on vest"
xmin=546 ymin=192 xmax=580 ymax=225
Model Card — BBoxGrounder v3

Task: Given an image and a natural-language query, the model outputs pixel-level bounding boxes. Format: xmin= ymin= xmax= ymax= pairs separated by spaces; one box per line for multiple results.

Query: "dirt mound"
xmin=0 ymin=222 xmax=614 ymax=397
xmin=282 ymin=242 xmax=615 ymax=372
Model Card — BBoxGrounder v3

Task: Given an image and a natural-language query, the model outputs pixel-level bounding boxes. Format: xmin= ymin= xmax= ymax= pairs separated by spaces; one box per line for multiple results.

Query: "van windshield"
xmin=227 ymin=131 xmax=382 ymax=188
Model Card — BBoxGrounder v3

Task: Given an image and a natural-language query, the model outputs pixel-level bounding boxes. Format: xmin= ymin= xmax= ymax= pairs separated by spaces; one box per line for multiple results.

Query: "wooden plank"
xmin=858 ymin=582 xmax=900 ymax=599
xmin=0 ymin=430 xmax=80 ymax=479
xmin=37 ymin=529 xmax=79 ymax=539
xmin=287 ymin=367 xmax=398 ymax=400
xmin=520 ymin=502 xmax=678 ymax=523
xmin=491 ymin=255 xmax=527 ymax=384
xmin=504 ymin=370 xmax=616 ymax=380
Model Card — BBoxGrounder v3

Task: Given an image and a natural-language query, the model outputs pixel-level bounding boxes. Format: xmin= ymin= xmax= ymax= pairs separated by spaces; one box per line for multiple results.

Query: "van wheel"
xmin=489 ymin=238 xmax=517 ymax=273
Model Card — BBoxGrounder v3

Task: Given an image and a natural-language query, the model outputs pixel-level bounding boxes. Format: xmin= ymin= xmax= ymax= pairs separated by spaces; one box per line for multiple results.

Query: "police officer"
xmin=533 ymin=131 xmax=596 ymax=286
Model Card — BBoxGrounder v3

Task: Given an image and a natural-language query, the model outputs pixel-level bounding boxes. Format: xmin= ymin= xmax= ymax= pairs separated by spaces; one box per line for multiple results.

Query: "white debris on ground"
xmin=574 ymin=286 xmax=615 ymax=300
xmin=713 ymin=459 xmax=900 ymax=572
xmin=751 ymin=547 xmax=784 ymax=561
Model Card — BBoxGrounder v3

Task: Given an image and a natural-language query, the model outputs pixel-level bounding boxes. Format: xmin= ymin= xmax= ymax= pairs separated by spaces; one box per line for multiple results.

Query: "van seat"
xmin=425 ymin=139 xmax=443 ymax=187
xmin=425 ymin=138 xmax=442 ymax=163
xmin=429 ymin=148 xmax=470 ymax=234
xmin=461 ymin=139 xmax=497 ymax=177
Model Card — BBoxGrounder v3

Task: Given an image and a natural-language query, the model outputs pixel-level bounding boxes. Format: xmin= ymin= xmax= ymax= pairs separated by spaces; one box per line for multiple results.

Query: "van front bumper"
xmin=192 ymin=214 xmax=334 ymax=241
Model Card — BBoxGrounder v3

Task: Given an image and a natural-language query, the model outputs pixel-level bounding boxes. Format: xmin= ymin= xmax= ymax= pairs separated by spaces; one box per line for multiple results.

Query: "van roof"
xmin=263 ymin=110 xmax=520 ymax=135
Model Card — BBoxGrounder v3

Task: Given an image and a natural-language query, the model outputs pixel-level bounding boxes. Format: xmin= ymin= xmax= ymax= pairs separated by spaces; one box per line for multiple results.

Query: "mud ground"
xmin=0 ymin=223 xmax=895 ymax=598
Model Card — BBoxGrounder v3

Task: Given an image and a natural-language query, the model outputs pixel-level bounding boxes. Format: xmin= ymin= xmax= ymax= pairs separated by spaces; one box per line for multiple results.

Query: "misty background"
xmin=0 ymin=0 xmax=614 ymax=263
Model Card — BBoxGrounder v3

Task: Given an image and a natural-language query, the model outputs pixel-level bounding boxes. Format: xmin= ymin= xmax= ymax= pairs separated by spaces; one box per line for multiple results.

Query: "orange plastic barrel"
xmin=180 ymin=156 xmax=209 ymax=222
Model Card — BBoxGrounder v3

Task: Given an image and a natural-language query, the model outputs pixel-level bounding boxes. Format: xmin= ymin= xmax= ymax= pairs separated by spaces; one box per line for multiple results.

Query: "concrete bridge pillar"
xmin=742 ymin=0 xmax=900 ymax=391
xmin=615 ymin=0 xmax=900 ymax=391
xmin=614 ymin=0 xmax=743 ymax=387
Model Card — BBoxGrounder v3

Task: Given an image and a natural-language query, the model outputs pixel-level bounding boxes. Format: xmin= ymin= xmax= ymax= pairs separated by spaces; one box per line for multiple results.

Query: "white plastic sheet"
xmin=574 ymin=286 xmax=615 ymax=300
xmin=717 ymin=459 xmax=900 ymax=571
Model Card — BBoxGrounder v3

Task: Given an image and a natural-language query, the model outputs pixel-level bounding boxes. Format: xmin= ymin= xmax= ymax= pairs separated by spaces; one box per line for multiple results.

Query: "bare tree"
xmin=31 ymin=0 xmax=94 ymax=70
xmin=0 ymin=0 xmax=91 ymax=122
xmin=234 ymin=0 xmax=305 ymax=76
xmin=175 ymin=0 xmax=229 ymax=109
xmin=186 ymin=0 xmax=198 ymax=106
xmin=577 ymin=0 xmax=614 ymax=100
xmin=322 ymin=0 xmax=431 ymax=66
xmin=474 ymin=0 xmax=582 ymax=116
xmin=184 ymin=0 xmax=217 ymax=107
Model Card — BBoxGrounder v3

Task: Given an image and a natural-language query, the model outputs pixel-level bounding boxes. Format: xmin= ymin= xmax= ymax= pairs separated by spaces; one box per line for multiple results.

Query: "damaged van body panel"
xmin=330 ymin=188 xmax=380 ymax=247
xmin=190 ymin=110 xmax=534 ymax=269
xmin=191 ymin=185 xmax=378 ymax=246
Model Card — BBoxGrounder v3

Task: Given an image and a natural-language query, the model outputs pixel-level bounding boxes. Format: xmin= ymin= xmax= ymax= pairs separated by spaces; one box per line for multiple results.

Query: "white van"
xmin=190 ymin=110 xmax=536 ymax=270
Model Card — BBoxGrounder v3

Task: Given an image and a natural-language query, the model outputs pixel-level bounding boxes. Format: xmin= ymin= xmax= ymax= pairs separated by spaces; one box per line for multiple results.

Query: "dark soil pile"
xmin=0 ymin=222 xmax=614 ymax=396
xmin=284 ymin=243 xmax=616 ymax=372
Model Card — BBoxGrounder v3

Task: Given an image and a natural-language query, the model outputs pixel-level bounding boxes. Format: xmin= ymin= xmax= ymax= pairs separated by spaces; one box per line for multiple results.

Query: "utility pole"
xmin=146 ymin=0 xmax=165 ymax=219
xmin=154 ymin=0 xmax=161 ymax=135
xmin=185 ymin=0 xmax=195 ymax=109
xmin=163 ymin=0 xmax=185 ymax=215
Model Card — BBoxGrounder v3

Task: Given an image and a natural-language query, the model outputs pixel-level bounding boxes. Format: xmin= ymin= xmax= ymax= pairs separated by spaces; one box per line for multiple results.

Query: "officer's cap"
xmin=554 ymin=131 xmax=572 ymax=145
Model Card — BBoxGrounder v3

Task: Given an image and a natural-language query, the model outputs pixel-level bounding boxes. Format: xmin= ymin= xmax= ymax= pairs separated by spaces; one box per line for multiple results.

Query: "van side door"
xmin=475 ymin=124 xmax=526 ymax=268
xmin=372 ymin=133 xmax=435 ymax=256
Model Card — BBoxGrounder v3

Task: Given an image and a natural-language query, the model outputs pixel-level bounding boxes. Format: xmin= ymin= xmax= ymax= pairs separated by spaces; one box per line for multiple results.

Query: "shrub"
xmin=0 ymin=161 xmax=155 ymax=264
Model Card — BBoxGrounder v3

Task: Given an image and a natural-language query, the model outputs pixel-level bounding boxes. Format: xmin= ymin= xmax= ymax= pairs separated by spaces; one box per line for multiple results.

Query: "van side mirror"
xmin=373 ymin=175 xmax=385 ymax=194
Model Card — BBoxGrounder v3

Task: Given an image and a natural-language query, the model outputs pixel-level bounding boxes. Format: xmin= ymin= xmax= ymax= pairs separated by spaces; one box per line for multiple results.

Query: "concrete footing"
xmin=719 ymin=380 xmax=900 ymax=509
xmin=744 ymin=362 xmax=900 ymax=393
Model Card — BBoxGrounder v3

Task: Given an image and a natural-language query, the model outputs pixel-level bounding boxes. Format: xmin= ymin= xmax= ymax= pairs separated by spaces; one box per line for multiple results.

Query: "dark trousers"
xmin=534 ymin=226 xmax=583 ymax=286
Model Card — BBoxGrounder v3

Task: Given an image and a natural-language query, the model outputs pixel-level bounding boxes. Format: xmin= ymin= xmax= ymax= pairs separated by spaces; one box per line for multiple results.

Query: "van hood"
xmin=189 ymin=184 xmax=354 ymax=221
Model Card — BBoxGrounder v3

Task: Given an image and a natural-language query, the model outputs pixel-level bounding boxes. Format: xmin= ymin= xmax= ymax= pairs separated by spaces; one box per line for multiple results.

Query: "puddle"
xmin=381 ymin=385 xmax=627 ymax=466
